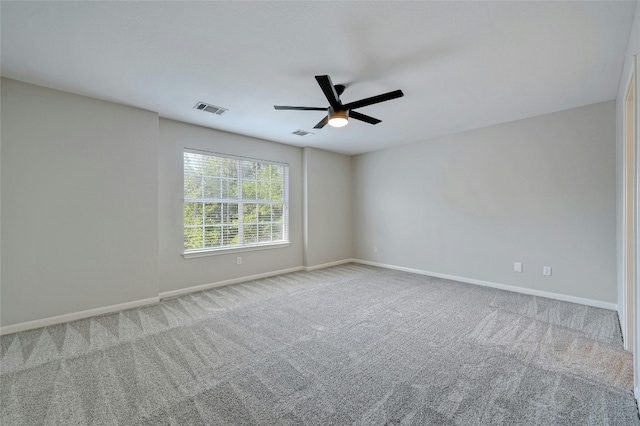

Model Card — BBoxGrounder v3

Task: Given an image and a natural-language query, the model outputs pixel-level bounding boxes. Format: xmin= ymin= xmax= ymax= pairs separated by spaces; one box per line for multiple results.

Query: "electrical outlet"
xmin=237 ymin=256 xmax=242 ymax=265
xmin=543 ymin=266 xmax=552 ymax=276
xmin=373 ymin=246 xmax=378 ymax=253
xmin=514 ymin=262 xmax=522 ymax=272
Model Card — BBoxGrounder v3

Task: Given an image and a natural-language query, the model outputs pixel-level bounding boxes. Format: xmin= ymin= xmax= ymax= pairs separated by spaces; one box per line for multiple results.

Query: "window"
xmin=183 ymin=150 xmax=289 ymax=254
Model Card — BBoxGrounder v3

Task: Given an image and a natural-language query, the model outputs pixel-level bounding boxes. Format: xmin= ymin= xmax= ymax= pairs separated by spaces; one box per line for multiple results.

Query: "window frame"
xmin=182 ymin=148 xmax=290 ymax=258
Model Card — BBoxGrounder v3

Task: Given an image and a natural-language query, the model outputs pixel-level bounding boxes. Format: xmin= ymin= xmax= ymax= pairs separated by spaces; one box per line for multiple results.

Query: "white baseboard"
xmin=0 ymin=296 xmax=160 ymax=336
xmin=159 ymin=266 xmax=305 ymax=299
xmin=1 ymin=260 xmax=618 ymax=335
xmin=635 ymin=386 xmax=639 ymax=406
xmin=1 ymin=265 xmax=328 ymax=335
xmin=304 ymin=258 xmax=355 ymax=271
xmin=353 ymin=259 xmax=618 ymax=311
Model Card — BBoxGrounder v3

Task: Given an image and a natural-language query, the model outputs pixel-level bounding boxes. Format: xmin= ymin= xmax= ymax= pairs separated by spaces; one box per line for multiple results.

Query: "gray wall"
xmin=0 ymin=76 xmax=620 ymax=327
xmin=1 ymin=78 xmax=345 ymax=328
xmin=353 ymin=101 xmax=617 ymax=303
xmin=303 ymin=147 xmax=353 ymax=268
xmin=158 ymin=119 xmax=304 ymax=294
xmin=1 ymin=78 xmax=160 ymax=325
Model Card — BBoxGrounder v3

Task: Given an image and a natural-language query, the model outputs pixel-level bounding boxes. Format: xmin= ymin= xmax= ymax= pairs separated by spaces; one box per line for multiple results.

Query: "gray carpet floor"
xmin=1 ymin=264 xmax=638 ymax=425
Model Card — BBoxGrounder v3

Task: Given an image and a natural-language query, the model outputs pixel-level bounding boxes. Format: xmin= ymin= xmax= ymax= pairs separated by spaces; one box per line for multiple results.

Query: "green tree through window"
xmin=184 ymin=150 xmax=289 ymax=252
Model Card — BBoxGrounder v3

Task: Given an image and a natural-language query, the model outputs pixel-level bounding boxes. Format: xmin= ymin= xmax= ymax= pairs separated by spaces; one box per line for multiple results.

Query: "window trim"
xmin=182 ymin=148 xmax=290 ymax=256
xmin=182 ymin=242 xmax=290 ymax=259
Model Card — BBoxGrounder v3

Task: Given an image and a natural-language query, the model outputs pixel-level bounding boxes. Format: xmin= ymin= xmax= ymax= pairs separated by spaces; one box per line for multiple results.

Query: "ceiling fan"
xmin=274 ymin=75 xmax=404 ymax=129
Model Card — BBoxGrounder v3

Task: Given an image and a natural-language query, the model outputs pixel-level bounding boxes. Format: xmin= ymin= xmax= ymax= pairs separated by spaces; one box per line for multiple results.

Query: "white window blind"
xmin=183 ymin=150 xmax=289 ymax=253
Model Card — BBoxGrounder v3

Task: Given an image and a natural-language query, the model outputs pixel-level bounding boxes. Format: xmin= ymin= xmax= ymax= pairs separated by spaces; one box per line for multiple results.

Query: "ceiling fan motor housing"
xmin=329 ymin=106 xmax=349 ymax=118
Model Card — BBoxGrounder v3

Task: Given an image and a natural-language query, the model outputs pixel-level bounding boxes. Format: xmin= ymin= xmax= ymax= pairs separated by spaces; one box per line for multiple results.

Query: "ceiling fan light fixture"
xmin=328 ymin=109 xmax=349 ymax=127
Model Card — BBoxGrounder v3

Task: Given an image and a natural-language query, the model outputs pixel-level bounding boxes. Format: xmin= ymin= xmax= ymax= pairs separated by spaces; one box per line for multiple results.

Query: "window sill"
xmin=182 ymin=242 xmax=290 ymax=259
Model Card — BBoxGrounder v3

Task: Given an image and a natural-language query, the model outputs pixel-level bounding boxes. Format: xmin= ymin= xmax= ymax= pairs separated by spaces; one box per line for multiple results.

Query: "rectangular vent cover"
xmin=292 ymin=130 xmax=313 ymax=137
xmin=194 ymin=102 xmax=228 ymax=115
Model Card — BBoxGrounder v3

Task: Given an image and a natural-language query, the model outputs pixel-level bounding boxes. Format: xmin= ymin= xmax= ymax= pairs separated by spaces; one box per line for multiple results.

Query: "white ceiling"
xmin=1 ymin=1 xmax=636 ymax=155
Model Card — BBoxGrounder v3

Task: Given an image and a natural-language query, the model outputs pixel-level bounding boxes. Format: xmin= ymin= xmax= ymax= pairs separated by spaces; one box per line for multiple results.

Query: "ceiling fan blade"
xmin=313 ymin=116 xmax=329 ymax=129
xmin=349 ymin=110 xmax=381 ymax=125
xmin=315 ymin=75 xmax=341 ymax=109
xmin=274 ymin=106 xmax=326 ymax=111
xmin=343 ymin=89 xmax=404 ymax=110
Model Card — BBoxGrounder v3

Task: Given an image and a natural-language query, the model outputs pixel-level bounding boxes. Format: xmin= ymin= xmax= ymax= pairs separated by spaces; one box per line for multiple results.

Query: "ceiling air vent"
xmin=194 ymin=102 xmax=228 ymax=115
xmin=291 ymin=130 xmax=314 ymax=137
